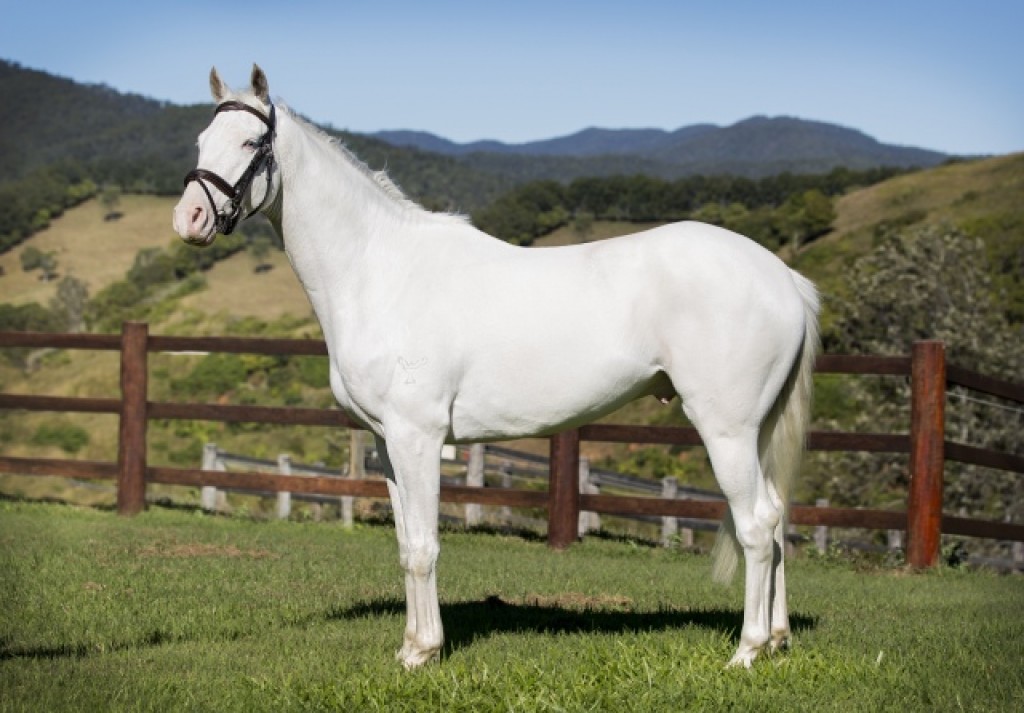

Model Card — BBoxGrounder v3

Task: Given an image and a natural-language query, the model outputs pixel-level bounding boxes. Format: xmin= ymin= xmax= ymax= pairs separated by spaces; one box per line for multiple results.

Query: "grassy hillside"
xmin=6 ymin=153 xmax=1020 ymax=323
xmin=0 ymin=195 xmax=177 ymax=307
xmin=0 ymin=194 xmax=313 ymax=320
xmin=794 ymin=152 xmax=1024 ymax=286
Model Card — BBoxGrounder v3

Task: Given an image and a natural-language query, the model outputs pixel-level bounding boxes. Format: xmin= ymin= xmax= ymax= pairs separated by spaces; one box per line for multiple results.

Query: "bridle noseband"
xmin=184 ymin=100 xmax=277 ymax=236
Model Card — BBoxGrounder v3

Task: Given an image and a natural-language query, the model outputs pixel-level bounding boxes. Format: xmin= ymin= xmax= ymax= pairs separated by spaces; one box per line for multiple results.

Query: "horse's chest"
xmin=327 ymin=362 xmax=384 ymax=432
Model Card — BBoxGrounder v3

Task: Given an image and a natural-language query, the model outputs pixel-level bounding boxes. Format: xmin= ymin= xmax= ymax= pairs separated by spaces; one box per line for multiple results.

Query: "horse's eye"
xmin=242 ymin=139 xmax=258 ymax=150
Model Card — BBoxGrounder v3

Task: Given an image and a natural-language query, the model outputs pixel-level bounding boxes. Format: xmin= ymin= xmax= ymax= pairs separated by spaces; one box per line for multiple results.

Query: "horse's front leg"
xmin=375 ymin=436 xmax=418 ymax=662
xmin=375 ymin=428 xmax=444 ymax=669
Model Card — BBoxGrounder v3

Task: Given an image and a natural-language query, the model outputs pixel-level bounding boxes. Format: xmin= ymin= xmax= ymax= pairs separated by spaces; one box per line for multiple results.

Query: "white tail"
xmin=711 ymin=271 xmax=820 ymax=584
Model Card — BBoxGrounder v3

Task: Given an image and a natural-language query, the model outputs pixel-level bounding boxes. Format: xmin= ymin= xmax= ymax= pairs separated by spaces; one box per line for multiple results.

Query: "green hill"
xmin=795 ymin=152 xmax=1024 ymax=294
xmin=2 ymin=153 xmax=1020 ymax=348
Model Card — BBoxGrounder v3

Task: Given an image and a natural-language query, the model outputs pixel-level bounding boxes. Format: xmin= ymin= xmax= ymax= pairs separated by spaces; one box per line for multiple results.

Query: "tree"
xmin=807 ymin=226 xmax=1022 ymax=552
xmin=21 ymin=245 xmax=59 ymax=281
xmin=50 ymin=275 xmax=89 ymax=332
xmin=572 ymin=211 xmax=594 ymax=239
xmin=38 ymin=251 xmax=58 ymax=282
xmin=100 ymin=185 xmax=122 ymax=220
xmin=20 ymin=246 xmax=45 ymax=272
xmin=775 ymin=189 xmax=835 ymax=250
xmin=248 ymin=234 xmax=273 ymax=273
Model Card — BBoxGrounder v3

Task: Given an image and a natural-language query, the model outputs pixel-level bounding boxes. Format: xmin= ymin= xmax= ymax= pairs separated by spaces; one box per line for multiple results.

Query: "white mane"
xmin=275 ymin=99 xmax=468 ymax=226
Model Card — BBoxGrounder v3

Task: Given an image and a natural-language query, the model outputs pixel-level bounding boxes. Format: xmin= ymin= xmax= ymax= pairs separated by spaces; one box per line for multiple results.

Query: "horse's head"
xmin=173 ymin=64 xmax=279 ymax=246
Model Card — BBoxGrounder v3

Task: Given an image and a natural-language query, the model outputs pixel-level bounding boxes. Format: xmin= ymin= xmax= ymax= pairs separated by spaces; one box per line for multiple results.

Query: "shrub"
xmin=30 ymin=422 xmax=90 ymax=454
xmin=172 ymin=353 xmax=248 ymax=399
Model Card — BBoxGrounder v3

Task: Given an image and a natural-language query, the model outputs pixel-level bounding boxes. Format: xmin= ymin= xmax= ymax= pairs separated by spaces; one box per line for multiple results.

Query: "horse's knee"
xmin=734 ymin=503 xmax=781 ymax=561
xmin=403 ymin=541 xmax=439 ymax=578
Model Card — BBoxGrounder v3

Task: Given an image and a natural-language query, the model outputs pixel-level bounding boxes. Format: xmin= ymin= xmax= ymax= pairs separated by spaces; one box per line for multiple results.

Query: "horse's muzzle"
xmin=173 ymin=191 xmax=218 ymax=247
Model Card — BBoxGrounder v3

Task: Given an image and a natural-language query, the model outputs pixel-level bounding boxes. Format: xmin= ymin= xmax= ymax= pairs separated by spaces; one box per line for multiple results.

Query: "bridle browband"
xmin=184 ymin=100 xmax=277 ymax=236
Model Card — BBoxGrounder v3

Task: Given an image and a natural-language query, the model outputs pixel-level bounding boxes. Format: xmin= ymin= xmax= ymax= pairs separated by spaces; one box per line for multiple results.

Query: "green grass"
xmin=1 ymin=502 xmax=1022 ymax=711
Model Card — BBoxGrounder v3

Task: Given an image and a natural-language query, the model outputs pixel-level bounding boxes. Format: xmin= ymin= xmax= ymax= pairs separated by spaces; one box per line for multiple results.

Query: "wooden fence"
xmin=201 ymin=441 xmax=925 ymax=561
xmin=198 ymin=438 xmax=729 ymax=540
xmin=1 ymin=322 xmax=1023 ymax=569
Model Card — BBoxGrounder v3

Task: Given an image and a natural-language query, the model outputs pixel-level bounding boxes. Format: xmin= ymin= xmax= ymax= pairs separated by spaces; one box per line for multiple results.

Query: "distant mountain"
xmin=1 ymin=58 xmax=950 ymax=211
xmin=0 ymin=59 xmax=507 ymax=211
xmin=373 ymin=125 xmax=719 ymax=158
xmin=371 ymin=117 xmax=949 ymax=178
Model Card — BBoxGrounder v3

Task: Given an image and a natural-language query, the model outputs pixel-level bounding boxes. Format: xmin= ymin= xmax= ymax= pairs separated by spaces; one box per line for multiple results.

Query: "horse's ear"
xmin=209 ymin=67 xmax=229 ymax=102
xmin=251 ymin=64 xmax=270 ymax=103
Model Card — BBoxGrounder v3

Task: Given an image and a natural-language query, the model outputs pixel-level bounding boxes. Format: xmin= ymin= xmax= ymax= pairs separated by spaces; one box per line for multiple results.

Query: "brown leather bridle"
xmin=184 ymin=100 xmax=277 ymax=236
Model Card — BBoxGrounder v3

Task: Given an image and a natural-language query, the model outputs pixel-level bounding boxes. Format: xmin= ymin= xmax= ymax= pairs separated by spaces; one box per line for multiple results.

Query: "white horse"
xmin=173 ymin=66 xmax=819 ymax=670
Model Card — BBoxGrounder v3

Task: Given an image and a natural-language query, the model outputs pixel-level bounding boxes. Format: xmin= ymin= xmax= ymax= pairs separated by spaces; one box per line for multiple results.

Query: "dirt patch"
xmin=491 ymin=592 xmax=634 ymax=611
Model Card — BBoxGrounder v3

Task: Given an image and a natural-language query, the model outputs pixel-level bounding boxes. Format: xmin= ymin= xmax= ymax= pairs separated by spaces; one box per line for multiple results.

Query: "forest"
xmin=470 ymin=166 xmax=906 ymax=249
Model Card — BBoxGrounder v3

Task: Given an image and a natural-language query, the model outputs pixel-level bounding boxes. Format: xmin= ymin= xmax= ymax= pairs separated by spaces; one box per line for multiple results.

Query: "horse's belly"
xmin=447 ymin=351 xmax=663 ymax=442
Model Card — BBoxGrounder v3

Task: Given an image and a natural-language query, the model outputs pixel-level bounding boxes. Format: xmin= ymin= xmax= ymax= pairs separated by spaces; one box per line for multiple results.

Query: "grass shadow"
xmin=327 ymin=596 xmax=818 ymax=658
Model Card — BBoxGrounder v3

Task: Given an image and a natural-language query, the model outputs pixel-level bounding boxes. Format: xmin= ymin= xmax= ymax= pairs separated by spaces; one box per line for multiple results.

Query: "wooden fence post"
xmin=548 ymin=428 xmax=580 ymax=549
xmin=907 ymin=340 xmax=946 ymax=568
xmin=342 ymin=430 xmax=365 ymax=528
xmin=499 ymin=462 xmax=512 ymax=524
xmin=200 ymin=443 xmax=220 ymax=512
xmin=661 ymin=477 xmax=678 ymax=547
xmin=887 ymin=528 xmax=903 ymax=552
xmin=465 ymin=443 xmax=485 ymax=526
xmin=578 ymin=457 xmax=600 ymax=538
xmin=815 ymin=498 xmax=830 ymax=553
xmin=117 ymin=321 xmax=148 ymax=516
xmin=276 ymin=454 xmax=292 ymax=520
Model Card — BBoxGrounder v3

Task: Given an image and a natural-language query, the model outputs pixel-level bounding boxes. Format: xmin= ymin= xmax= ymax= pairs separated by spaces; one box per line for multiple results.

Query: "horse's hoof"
xmin=399 ymin=647 xmax=440 ymax=670
xmin=726 ymin=646 xmax=759 ymax=669
xmin=397 ymin=637 xmax=442 ymax=669
xmin=770 ymin=631 xmax=791 ymax=654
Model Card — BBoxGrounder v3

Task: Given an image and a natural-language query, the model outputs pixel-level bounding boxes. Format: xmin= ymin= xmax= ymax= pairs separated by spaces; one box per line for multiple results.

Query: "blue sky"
xmin=2 ymin=1 xmax=1022 ymax=155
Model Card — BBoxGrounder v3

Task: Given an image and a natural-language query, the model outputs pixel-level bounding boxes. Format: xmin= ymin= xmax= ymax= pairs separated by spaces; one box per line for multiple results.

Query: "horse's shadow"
xmin=1 ymin=596 xmax=817 ymax=662
xmin=326 ymin=596 xmax=817 ymax=657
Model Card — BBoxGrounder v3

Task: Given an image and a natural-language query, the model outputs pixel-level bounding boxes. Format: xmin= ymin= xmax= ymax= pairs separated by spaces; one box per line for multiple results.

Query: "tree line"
xmin=0 ymin=163 xmax=99 ymax=254
xmin=472 ymin=166 xmax=906 ymax=249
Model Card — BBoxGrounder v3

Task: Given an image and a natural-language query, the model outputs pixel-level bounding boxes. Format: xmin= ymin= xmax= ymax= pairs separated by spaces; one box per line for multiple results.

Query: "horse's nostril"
xmin=191 ymin=206 xmax=204 ymax=226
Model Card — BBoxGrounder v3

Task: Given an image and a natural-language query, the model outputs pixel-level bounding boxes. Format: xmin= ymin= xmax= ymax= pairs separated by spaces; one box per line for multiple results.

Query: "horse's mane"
xmin=267 ymin=98 xmax=467 ymax=225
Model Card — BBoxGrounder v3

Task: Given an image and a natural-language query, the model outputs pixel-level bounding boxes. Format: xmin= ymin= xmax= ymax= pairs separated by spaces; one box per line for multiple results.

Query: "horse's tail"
xmin=711 ymin=271 xmax=820 ymax=584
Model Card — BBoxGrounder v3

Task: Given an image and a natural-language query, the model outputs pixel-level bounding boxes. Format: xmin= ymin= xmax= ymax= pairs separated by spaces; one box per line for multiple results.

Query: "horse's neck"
xmin=275 ymin=114 xmax=381 ymax=253
xmin=269 ymin=112 xmax=434 ymax=338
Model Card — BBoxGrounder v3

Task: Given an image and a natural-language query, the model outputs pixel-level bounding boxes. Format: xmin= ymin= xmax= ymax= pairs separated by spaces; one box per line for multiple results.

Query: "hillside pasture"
xmin=794 ymin=152 xmax=1024 ymax=285
xmin=1 ymin=502 xmax=1022 ymax=711
xmin=0 ymin=196 xmax=178 ymax=307
xmin=175 ymin=247 xmax=312 ymax=321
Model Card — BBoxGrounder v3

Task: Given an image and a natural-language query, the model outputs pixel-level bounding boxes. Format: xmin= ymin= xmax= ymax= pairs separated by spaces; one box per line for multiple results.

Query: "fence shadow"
xmin=326 ymin=596 xmax=818 ymax=657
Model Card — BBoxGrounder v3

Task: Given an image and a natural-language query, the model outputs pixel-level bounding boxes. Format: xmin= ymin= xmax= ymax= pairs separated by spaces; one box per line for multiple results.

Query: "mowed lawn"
xmin=1 ymin=502 xmax=1022 ymax=712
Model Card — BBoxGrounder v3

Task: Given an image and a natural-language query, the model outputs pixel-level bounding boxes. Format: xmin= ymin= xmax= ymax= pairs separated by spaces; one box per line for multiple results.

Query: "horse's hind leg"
xmin=701 ymin=428 xmax=784 ymax=668
xmin=770 ymin=518 xmax=790 ymax=652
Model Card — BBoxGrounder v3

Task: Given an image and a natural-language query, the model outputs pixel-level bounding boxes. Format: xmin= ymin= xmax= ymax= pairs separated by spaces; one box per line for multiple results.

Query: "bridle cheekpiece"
xmin=184 ymin=100 xmax=277 ymax=236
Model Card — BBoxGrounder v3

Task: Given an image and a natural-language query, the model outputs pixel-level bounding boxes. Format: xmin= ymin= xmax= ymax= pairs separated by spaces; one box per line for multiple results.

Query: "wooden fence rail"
xmin=2 ymin=323 xmax=1023 ymax=569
